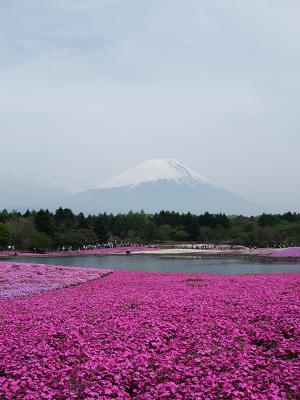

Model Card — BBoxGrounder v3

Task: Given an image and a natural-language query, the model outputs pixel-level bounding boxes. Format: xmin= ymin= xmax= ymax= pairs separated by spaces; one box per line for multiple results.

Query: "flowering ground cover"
xmin=0 ymin=262 xmax=111 ymax=298
xmin=264 ymin=247 xmax=300 ymax=258
xmin=0 ymin=268 xmax=299 ymax=399
xmin=0 ymin=251 xmax=15 ymax=257
xmin=2 ymin=246 xmax=300 ymax=261
xmin=0 ymin=246 xmax=158 ymax=259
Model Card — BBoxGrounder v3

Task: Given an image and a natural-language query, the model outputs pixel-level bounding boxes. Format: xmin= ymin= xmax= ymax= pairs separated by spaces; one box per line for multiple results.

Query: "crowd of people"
xmin=55 ymin=242 xmax=157 ymax=252
xmin=4 ymin=242 xmax=298 ymax=254
xmin=176 ymin=244 xmax=244 ymax=250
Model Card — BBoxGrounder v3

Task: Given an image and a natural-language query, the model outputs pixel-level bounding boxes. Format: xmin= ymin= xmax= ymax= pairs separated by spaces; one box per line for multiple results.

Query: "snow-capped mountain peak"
xmin=94 ymin=159 xmax=212 ymax=190
xmin=70 ymin=158 xmax=263 ymax=215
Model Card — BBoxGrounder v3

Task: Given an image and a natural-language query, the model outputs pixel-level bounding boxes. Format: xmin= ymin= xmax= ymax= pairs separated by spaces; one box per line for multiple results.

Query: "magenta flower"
xmin=0 ymin=263 xmax=299 ymax=399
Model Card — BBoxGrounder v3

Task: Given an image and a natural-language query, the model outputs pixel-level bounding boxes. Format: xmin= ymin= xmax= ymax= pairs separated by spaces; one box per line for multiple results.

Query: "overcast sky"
xmin=0 ymin=0 xmax=299 ymax=212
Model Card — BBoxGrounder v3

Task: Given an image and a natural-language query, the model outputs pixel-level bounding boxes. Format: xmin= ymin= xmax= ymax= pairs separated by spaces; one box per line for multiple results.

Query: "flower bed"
xmin=0 ymin=251 xmax=15 ymax=257
xmin=0 ymin=246 xmax=159 ymax=258
xmin=0 ymin=268 xmax=299 ymax=399
xmin=0 ymin=262 xmax=111 ymax=298
xmin=264 ymin=247 xmax=300 ymax=258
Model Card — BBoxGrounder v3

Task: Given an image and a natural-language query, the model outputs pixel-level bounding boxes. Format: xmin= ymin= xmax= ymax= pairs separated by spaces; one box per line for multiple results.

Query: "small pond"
xmin=3 ymin=254 xmax=300 ymax=274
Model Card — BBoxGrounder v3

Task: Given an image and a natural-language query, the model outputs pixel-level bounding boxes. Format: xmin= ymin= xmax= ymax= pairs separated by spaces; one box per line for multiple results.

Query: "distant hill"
xmin=0 ymin=181 xmax=66 ymax=212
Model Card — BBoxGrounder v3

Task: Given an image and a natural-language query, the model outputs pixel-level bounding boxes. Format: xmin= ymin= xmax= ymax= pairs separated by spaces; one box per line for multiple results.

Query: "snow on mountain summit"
xmin=71 ymin=158 xmax=262 ymax=215
xmin=95 ymin=159 xmax=212 ymax=190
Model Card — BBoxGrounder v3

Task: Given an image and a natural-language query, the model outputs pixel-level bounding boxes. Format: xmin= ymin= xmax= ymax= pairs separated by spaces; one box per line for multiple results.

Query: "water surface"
xmin=3 ymin=255 xmax=300 ymax=274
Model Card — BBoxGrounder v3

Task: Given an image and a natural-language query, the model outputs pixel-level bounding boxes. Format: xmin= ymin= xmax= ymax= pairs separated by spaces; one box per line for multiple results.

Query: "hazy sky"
xmin=0 ymin=0 xmax=300 ymax=212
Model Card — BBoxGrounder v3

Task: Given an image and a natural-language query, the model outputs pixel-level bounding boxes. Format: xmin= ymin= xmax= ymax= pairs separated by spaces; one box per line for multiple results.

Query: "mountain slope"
xmin=0 ymin=181 xmax=67 ymax=212
xmin=68 ymin=159 xmax=263 ymax=215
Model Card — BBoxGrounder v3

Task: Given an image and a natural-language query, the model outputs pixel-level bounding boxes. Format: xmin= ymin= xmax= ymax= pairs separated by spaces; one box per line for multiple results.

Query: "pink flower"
xmin=0 ymin=264 xmax=299 ymax=399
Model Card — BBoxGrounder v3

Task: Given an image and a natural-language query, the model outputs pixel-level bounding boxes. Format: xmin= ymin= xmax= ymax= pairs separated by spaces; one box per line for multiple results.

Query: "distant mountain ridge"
xmin=0 ymin=181 xmax=67 ymax=212
xmin=67 ymin=159 xmax=264 ymax=215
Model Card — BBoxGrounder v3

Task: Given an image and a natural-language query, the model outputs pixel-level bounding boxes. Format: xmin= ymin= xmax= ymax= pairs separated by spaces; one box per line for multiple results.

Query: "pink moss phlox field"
xmin=0 ymin=251 xmax=15 ymax=257
xmin=0 ymin=271 xmax=299 ymax=399
xmin=0 ymin=262 xmax=111 ymax=298
xmin=265 ymin=247 xmax=300 ymax=258
xmin=0 ymin=246 xmax=158 ymax=258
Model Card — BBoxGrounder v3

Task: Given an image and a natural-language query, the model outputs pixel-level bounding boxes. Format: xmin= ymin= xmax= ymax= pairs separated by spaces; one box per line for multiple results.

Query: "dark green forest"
xmin=0 ymin=208 xmax=299 ymax=251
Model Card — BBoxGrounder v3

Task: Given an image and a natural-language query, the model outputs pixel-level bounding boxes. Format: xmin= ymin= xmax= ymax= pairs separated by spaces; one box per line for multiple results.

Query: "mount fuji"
xmin=68 ymin=159 xmax=263 ymax=215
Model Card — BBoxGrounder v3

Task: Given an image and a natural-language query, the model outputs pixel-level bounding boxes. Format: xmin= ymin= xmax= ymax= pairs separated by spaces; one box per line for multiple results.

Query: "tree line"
xmin=0 ymin=208 xmax=299 ymax=251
